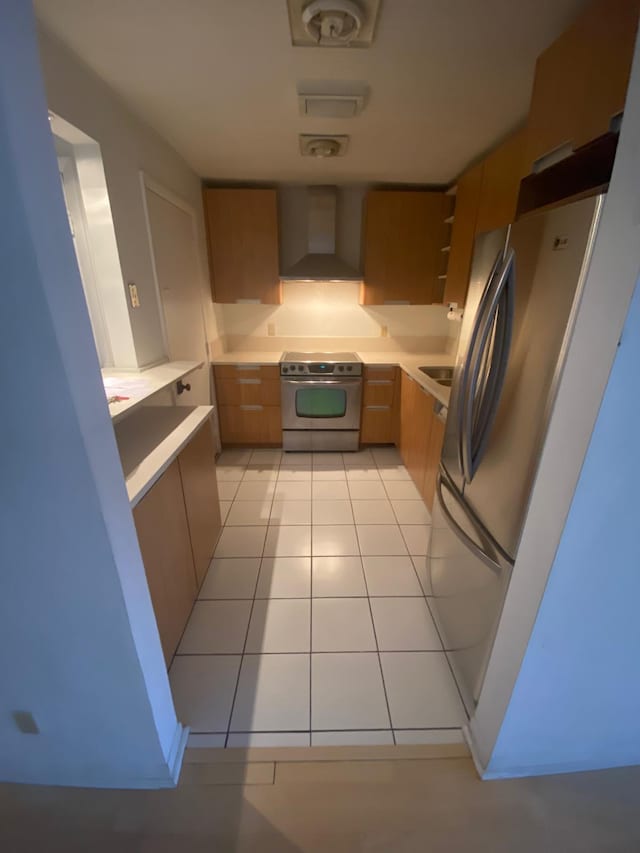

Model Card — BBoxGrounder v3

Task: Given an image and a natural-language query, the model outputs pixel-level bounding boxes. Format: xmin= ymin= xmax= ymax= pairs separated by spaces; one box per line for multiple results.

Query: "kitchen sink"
xmin=419 ymin=366 xmax=454 ymax=386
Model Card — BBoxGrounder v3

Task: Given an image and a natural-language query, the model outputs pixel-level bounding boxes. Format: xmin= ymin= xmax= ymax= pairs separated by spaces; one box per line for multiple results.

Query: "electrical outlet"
xmin=128 ymin=282 xmax=140 ymax=308
xmin=13 ymin=711 xmax=39 ymax=734
xmin=267 ymin=323 xmax=276 ymax=337
xmin=380 ymin=325 xmax=388 ymax=338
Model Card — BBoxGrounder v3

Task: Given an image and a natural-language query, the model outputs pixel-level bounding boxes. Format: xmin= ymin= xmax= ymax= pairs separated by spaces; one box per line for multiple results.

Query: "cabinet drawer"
xmin=214 ymin=364 xmax=280 ymax=381
xmin=360 ymin=405 xmax=394 ymax=444
xmin=363 ymin=380 xmax=395 ymax=406
xmin=219 ymin=405 xmax=282 ymax=446
xmin=215 ymin=377 xmax=281 ymax=407
xmin=364 ymin=366 xmax=398 ymax=382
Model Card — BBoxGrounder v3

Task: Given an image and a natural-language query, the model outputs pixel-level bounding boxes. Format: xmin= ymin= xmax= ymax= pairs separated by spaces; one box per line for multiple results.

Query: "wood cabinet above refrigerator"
xmin=524 ymin=0 xmax=640 ymax=173
xmin=444 ymin=127 xmax=526 ymax=308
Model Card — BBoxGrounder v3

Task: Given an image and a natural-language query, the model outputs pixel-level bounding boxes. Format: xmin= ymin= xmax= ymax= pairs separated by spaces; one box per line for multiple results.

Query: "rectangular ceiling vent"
xmin=299 ymin=93 xmax=364 ymax=118
xmin=287 ymin=0 xmax=381 ymax=48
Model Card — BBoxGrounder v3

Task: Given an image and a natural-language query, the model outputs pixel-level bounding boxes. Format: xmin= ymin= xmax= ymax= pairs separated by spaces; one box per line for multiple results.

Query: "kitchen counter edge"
xmin=211 ymin=351 xmax=452 ymax=406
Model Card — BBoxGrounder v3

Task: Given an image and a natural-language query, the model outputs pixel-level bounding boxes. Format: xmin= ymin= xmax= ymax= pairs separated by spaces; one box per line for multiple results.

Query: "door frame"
xmin=139 ymin=171 xmax=210 ymax=367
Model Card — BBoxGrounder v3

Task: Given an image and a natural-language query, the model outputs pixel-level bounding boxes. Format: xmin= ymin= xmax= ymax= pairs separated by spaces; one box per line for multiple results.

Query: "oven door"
xmin=281 ymin=377 xmax=362 ymax=430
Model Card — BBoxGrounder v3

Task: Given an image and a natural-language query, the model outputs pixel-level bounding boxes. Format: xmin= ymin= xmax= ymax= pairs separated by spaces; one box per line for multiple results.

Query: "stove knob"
xmin=297 ymin=365 xmax=303 ymax=371
xmin=347 ymin=365 xmax=353 ymax=371
xmin=337 ymin=365 xmax=344 ymax=372
xmin=282 ymin=366 xmax=288 ymax=373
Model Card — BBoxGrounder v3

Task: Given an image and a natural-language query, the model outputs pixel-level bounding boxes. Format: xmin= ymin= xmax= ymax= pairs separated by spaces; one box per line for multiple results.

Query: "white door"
xmin=144 ymin=184 xmax=211 ymax=405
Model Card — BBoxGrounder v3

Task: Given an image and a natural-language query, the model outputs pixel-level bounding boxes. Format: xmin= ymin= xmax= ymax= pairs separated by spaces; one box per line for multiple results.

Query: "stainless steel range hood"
xmin=280 ymin=186 xmax=362 ymax=281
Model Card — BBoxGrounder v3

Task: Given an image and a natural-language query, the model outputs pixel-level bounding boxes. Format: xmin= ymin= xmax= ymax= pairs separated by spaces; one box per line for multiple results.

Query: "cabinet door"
xmin=399 ymin=371 xmax=417 ymax=469
xmin=177 ymin=421 xmax=222 ymax=588
xmin=218 ymin=405 xmax=282 ymax=446
xmin=133 ymin=461 xmax=196 ymax=666
xmin=422 ymin=404 xmax=446 ymax=512
xmin=573 ymin=0 xmax=639 ymax=148
xmin=475 ymin=128 xmax=526 ymax=235
xmin=525 ymin=0 xmax=639 ymax=169
xmin=204 ymin=188 xmax=281 ymax=304
xmin=409 ymin=386 xmax=433 ymax=491
xmin=444 ymin=162 xmax=484 ymax=308
xmin=362 ymin=191 xmax=446 ymax=305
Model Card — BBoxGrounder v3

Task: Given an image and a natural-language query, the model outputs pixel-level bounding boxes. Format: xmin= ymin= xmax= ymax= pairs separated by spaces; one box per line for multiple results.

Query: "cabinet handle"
xmin=240 ymin=405 xmax=263 ymax=411
xmin=237 ymin=378 xmax=261 ymax=385
xmin=367 ymin=379 xmax=393 ymax=385
xmin=235 ymin=365 xmax=261 ymax=371
xmin=365 ymin=405 xmax=391 ymax=411
xmin=235 ymin=298 xmax=261 ymax=304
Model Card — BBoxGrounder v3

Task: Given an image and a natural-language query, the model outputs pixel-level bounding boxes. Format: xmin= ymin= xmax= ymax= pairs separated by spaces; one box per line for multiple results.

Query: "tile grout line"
xmin=177 ymin=649 xmax=451 ymax=657
xmin=222 ymin=451 xmax=275 ymax=748
xmin=309 ymin=532 xmax=313 ymax=747
xmin=357 ymin=529 xmax=396 ymax=745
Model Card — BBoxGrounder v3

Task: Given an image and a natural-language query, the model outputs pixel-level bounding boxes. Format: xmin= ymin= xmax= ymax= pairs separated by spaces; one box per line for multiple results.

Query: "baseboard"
xmin=167 ymin=723 xmax=190 ymax=785
xmin=462 ymin=723 xmax=488 ymax=779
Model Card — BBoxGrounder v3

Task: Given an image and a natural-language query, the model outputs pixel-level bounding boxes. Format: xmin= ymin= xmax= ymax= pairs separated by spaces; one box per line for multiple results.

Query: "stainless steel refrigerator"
xmin=429 ymin=193 xmax=604 ymax=713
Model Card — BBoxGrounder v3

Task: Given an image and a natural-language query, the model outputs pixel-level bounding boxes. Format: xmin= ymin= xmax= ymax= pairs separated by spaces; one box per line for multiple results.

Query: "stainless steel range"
xmin=280 ymin=352 xmax=363 ymax=451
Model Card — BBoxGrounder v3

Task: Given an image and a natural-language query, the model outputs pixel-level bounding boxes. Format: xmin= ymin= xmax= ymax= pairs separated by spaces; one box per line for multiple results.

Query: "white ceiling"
xmin=34 ymin=0 xmax=588 ymax=184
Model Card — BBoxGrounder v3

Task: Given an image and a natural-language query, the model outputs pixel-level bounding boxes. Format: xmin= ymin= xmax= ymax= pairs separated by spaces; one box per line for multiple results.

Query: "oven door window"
xmin=295 ymin=386 xmax=347 ymax=418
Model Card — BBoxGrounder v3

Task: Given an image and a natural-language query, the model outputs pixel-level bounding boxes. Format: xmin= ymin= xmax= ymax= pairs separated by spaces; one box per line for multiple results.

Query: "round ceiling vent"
xmin=307 ymin=138 xmax=341 ymax=158
xmin=299 ymin=135 xmax=350 ymax=158
xmin=302 ymin=0 xmax=364 ymax=46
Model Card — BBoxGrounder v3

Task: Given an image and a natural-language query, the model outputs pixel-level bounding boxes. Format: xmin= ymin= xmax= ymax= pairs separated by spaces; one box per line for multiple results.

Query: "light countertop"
xmin=211 ymin=350 xmax=453 ymax=406
xmin=114 ymin=405 xmax=214 ymax=507
xmin=103 ymin=360 xmax=204 ymax=423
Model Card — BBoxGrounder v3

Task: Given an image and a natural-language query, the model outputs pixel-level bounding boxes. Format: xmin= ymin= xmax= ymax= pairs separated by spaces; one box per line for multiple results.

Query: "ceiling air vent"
xmin=287 ymin=0 xmax=381 ymax=48
xmin=299 ymin=135 xmax=349 ymax=158
xmin=298 ymin=83 xmax=368 ymax=118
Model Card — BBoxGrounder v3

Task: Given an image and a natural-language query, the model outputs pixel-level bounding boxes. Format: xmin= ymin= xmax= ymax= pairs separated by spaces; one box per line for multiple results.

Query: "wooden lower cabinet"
xmin=360 ymin=366 xmax=399 ymax=445
xmin=422 ymin=407 xmax=446 ymax=512
xmin=133 ymin=420 xmax=222 ymax=666
xmin=214 ymin=364 xmax=282 ymax=446
xmin=218 ymin=404 xmax=282 ymax=446
xmin=133 ymin=460 xmax=197 ymax=666
xmin=177 ymin=422 xmax=222 ymax=587
xmin=398 ymin=370 xmax=447 ymax=511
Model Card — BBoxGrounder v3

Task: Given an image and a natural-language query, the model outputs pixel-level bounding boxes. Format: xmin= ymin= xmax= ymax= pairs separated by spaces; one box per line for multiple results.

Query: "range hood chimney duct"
xmin=280 ymin=186 xmax=362 ymax=281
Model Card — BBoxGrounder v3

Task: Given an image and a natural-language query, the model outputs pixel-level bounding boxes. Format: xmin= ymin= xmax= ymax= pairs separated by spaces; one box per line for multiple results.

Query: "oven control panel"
xmin=281 ymin=362 xmax=362 ymax=376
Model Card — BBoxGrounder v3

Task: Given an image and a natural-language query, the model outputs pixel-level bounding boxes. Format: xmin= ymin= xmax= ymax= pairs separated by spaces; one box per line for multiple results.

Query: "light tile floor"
xmin=170 ymin=446 xmax=467 ymax=748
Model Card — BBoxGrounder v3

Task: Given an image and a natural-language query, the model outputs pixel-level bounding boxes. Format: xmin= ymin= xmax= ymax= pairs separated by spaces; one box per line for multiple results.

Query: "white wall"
xmin=487 ymin=275 xmax=640 ymax=775
xmin=36 ymin=24 xmax=218 ymax=368
xmin=0 ymin=1 xmax=182 ymax=787
xmin=468 ymin=29 xmax=640 ymax=778
xmin=218 ymin=281 xmax=455 ymax=343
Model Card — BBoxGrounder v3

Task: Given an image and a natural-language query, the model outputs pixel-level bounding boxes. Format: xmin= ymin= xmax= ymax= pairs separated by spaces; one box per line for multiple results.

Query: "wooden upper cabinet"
xmin=203 ymin=188 xmax=281 ymax=304
xmin=525 ymin=0 xmax=640 ymax=171
xmin=475 ymin=128 xmax=527 ymax=235
xmin=361 ymin=190 xmax=447 ymax=305
xmin=444 ymin=162 xmax=484 ymax=307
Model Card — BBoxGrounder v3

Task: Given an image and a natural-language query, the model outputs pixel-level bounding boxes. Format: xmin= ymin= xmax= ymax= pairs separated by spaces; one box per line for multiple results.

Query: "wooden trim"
xmin=516 ymin=132 xmax=617 ymax=218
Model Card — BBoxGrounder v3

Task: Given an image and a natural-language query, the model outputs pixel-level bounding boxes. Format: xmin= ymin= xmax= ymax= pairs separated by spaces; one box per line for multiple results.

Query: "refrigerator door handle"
xmin=460 ymin=248 xmax=515 ymax=483
xmin=455 ymin=251 xmax=504 ymax=477
xmin=436 ymin=470 xmax=513 ymax=574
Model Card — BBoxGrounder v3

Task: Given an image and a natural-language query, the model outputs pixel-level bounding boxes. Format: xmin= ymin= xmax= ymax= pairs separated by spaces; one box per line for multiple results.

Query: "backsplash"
xmin=214 ymin=281 xmax=460 ymax=353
